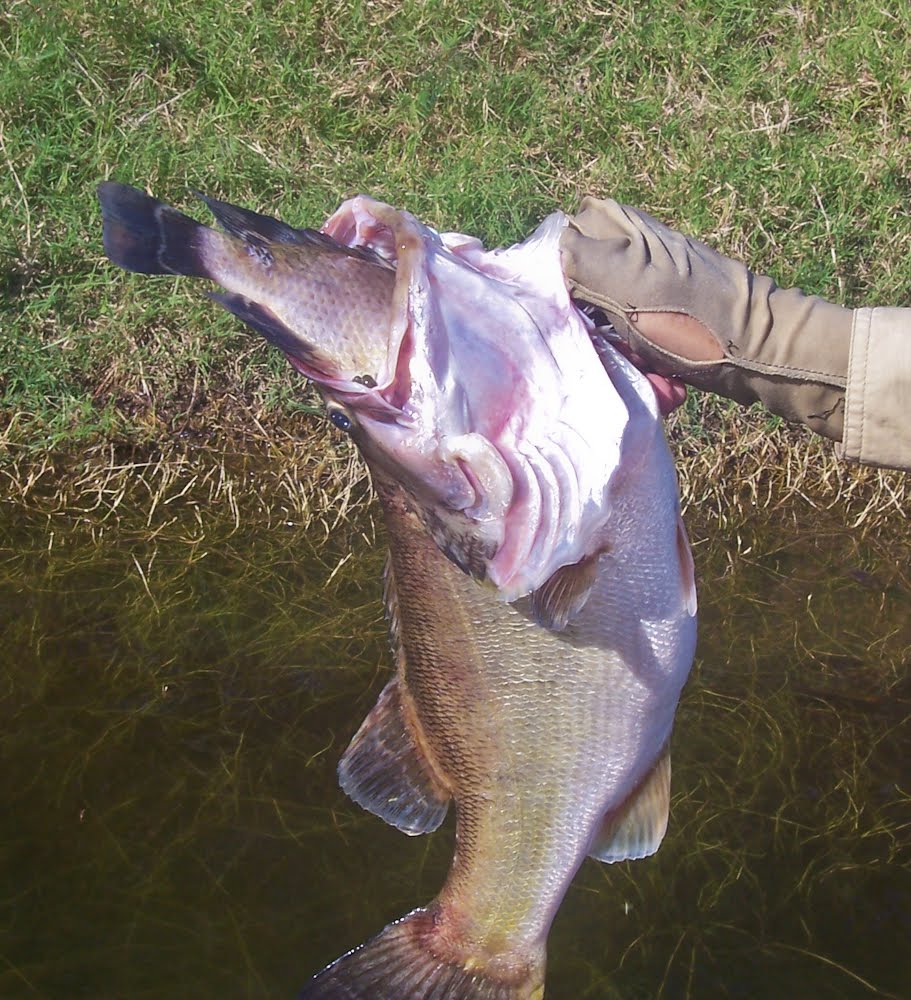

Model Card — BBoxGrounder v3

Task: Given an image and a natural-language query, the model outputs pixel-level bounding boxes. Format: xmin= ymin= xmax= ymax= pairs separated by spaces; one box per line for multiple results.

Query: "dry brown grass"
xmin=2 ymin=395 xmax=908 ymax=545
xmin=0 ymin=417 xmax=374 ymax=545
xmin=668 ymin=397 xmax=910 ymax=535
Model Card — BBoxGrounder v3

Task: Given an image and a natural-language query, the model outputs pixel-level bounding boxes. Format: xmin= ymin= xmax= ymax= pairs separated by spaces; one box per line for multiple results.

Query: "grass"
xmin=2 ymin=9 xmax=909 ymax=994
xmin=2 ymin=0 xmax=911 ymax=487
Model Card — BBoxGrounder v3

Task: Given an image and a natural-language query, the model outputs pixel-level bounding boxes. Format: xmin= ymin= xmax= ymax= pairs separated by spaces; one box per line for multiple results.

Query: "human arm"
xmin=560 ymin=196 xmax=911 ymax=471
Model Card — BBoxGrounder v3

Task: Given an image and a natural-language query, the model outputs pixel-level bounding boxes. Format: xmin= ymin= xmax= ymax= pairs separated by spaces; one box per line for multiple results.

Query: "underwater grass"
xmin=549 ymin=496 xmax=911 ymax=1000
xmin=0 ymin=488 xmax=390 ymax=998
xmin=1 ymin=469 xmax=908 ymax=998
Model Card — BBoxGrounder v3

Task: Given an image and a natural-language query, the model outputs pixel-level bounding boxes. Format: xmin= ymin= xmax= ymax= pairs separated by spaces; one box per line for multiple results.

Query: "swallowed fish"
xmin=97 ymin=182 xmax=698 ymax=1000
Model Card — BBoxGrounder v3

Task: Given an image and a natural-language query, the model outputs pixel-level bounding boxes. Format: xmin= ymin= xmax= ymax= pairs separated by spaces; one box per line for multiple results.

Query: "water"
xmin=1 ymin=458 xmax=908 ymax=999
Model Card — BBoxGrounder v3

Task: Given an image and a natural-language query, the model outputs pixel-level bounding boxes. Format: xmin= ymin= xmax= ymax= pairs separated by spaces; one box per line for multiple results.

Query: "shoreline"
xmin=3 ymin=396 xmax=908 ymax=539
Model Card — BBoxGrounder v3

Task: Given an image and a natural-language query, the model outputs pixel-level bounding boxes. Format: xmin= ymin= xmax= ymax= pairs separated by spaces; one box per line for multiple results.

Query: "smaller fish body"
xmin=97 ymin=184 xmax=698 ymax=1000
xmin=97 ymin=181 xmax=396 ymax=385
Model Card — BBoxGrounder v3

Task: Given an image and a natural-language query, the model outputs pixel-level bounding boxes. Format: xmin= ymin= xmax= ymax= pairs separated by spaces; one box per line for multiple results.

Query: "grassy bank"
xmin=2 ymin=0 xmax=910 ymax=501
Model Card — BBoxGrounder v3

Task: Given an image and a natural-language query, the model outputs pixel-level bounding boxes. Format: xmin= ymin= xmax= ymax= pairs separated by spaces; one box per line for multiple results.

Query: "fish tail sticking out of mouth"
xmin=97 ymin=182 xmax=398 ymax=384
xmin=299 ymin=906 xmax=545 ymax=1000
xmin=97 ymin=181 xmax=214 ymax=279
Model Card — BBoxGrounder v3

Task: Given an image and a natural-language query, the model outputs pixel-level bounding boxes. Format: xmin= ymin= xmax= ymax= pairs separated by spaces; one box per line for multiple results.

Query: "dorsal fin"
xmin=194 ymin=191 xmax=394 ymax=267
xmin=528 ymin=550 xmax=601 ymax=630
xmin=195 ymin=190 xmax=313 ymax=245
xmin=589 ymin=746 xmax=671 ymax=863
xmin=382 ymin=551 xmax=402 ymax=652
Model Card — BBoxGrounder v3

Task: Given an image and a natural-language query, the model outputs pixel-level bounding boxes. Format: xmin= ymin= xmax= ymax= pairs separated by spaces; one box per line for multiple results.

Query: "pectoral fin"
xmin=676 ymin=515 xmax=697 ymax=616
xmin=338 ymin=677 xmax=451 ymax=835
xmin=528 ymin=551 xmax=600 ymax=631
xmin=588 ymin=746 xmax=671 ymax=863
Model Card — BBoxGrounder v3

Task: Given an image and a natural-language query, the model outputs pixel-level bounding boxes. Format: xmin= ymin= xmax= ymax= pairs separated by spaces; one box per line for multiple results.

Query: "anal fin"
xmin=207 ymin=291 xmax=332 ymax=373
xmin=338 ymin=677 xmax=450 ymax=835
xmin=589 ymin=746 xmax=671 ymax=863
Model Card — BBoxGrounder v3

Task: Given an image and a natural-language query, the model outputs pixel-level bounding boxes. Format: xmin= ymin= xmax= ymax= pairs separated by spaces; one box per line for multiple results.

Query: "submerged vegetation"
xmin=2 ymin=446 xmax=908 ymax=998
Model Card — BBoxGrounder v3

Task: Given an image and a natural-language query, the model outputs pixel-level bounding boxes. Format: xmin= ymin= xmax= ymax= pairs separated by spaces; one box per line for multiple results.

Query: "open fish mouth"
xmin=312 ymin=198 xmax=443 ymax=413
xmin=312 ymin=196 xmax=652 ymax=605
xmin=97 ymin=183 xmax=657 ymax=607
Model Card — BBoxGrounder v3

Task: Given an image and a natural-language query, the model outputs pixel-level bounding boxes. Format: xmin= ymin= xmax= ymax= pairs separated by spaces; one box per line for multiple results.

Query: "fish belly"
xmin=381 ymin=446 xmax=695 ymax=961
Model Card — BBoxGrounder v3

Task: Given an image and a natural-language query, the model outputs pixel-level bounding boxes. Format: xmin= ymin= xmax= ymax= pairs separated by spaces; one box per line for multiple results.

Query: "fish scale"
xmin=97 ymin=183 xmax=697 ymax=999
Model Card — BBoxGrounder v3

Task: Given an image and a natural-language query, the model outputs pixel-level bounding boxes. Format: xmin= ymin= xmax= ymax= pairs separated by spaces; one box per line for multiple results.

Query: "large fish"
xmin=97 ymin=182 xmax=698 ymax=1000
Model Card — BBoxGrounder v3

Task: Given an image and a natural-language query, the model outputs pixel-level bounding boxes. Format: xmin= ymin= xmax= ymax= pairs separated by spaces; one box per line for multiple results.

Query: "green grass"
xmin=2 ymin=0 xmax=911 ymax=452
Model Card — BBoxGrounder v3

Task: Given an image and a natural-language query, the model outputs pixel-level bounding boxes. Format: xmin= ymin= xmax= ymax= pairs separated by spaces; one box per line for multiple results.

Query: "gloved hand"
xmin=560 ymin=196 xmax=852 ymax=442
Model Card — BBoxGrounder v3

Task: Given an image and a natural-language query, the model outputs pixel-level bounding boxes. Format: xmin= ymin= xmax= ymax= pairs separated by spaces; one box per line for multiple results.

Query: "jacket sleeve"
xmin=841 ymin=308 xmax=911 ymax=470
xmin=560 ymin=197 xmax=911 ymax=472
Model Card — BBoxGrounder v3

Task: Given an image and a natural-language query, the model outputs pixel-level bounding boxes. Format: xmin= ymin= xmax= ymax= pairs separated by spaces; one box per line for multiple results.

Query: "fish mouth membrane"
xmin=322 ymin=198 xmax=413 ymax=267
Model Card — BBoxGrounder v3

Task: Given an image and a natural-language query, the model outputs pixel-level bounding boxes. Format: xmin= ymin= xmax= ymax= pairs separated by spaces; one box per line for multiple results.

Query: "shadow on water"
xmin=0 ymin=449 xmax=908 ymax=999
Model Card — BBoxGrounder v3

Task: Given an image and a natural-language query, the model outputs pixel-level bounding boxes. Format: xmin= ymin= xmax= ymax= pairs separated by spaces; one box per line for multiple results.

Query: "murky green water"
xmin=1 ymin=457 xmax=908 ymax=999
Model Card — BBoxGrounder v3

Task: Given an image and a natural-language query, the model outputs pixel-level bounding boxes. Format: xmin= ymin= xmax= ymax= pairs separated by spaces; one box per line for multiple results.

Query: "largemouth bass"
xmin=97 ymin=182 xmax=698 ymax=1000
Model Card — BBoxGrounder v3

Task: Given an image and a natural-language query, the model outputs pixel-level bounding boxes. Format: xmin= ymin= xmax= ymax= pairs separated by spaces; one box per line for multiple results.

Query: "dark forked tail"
xmin=299 ymin=907 xmax=545 ymax=1000
xmin=97 ymin=182 xmax=213 ymax=278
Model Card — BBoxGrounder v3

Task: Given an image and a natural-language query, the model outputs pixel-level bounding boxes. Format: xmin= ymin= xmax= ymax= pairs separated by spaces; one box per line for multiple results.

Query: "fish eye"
xmin=328 ymin=408 xmax=353 ymax=433
xmin=353 ymin=374 xmax=377 ymax=388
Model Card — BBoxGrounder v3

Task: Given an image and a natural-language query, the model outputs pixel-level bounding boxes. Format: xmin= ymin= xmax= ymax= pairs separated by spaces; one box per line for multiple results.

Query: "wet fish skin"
xmin=96 ymin=181 xmax=396 ymax=383
xmin=98 ymin=187 xmax=697 ymax=999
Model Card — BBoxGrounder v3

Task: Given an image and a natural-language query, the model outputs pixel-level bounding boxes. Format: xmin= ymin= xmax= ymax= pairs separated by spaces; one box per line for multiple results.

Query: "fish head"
xmin=288 ymin=197 xmax=518 ymax=581
xmin=287 ymin=197 xmax=651 ymax=599
xmin=96 ymin=184 xmax=657 ymax=604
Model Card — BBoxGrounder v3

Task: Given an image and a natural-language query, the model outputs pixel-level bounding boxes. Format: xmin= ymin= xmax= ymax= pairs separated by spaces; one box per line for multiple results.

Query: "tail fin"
xmin=300 ymin=908 xmax=544 ymax=1000
xmin=97 ymin=181 xmax=212 ymax=278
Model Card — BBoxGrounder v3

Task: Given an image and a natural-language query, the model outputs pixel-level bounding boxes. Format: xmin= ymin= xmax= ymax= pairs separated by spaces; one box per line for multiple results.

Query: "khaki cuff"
xmin=840 ymin=307 xmax=911 ymax=471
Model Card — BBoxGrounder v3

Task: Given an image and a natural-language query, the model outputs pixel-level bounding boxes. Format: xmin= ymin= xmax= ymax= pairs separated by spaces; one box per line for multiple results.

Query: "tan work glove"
xmin=560 ymin=196 xmax=852 ymax=442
